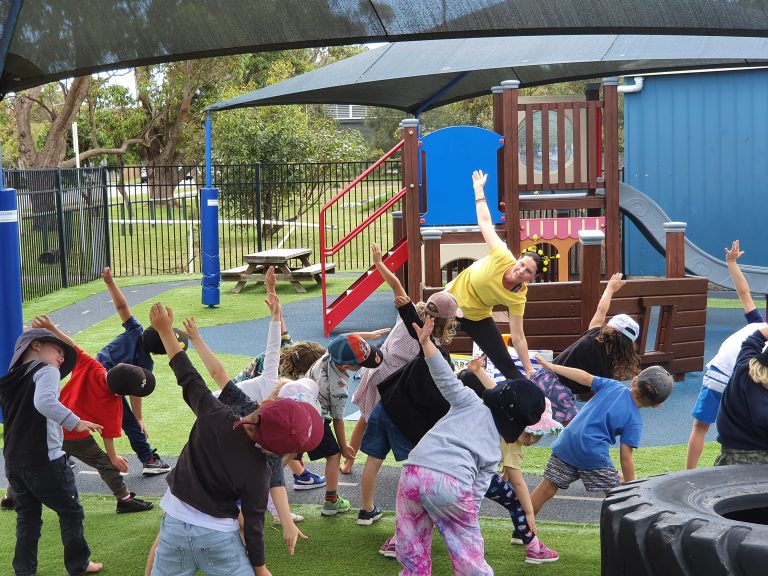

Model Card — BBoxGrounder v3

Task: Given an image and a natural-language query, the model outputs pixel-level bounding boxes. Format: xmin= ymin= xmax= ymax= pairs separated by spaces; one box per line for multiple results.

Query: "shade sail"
xmin=208 ymin=35 xmax=768 ymax=113
xmin=6 ymin=1 xmax=768 ymax=95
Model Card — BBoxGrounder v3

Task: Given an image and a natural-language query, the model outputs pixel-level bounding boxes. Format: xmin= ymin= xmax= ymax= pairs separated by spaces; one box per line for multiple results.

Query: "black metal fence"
xmin=6 ymin=160 xmax=403 ymax=301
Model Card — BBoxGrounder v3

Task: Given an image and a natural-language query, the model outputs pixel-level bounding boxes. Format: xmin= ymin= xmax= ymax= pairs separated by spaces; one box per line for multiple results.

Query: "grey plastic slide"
xmin=619 ymin=182 xmax=768 ymax=294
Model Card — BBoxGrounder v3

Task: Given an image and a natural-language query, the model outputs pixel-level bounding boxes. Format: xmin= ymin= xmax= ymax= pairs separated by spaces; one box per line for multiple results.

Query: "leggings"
xmin=459 ymin=316 xmax=524 ymax=380
xmin=484 ymin=473 xmax=535 ymax=544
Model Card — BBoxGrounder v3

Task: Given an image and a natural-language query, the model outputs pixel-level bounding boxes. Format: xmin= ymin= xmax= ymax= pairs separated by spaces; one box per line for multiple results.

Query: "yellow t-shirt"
xmin=500 ymin=439 xmax=524 ymax=471
xmin=446 ymin=246 xmax=527 ymax=321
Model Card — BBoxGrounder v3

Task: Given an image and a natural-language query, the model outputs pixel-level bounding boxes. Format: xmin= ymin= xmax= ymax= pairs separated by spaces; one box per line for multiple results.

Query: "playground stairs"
xmin=323 ymin=236 xmax=408 ymax=335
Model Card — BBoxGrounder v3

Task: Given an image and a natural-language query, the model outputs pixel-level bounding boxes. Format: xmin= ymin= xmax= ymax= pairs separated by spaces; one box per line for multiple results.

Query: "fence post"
xmin=663 ymin=221 xmax=686 ymax=279
xmin=602 ymin=77 xmax=621 ymax=275
xmin=501 ymin=80 xmax=521 ymax=256
xmin=101 ymin=166 xmax=112 ymax=269
xmin=54 ymin=168 xmax=69 ymax=288
xmin=255 ymin=162 xmax=263 ymax=252
xmin=400 ymin=119 xmax=422 ymax=302
xmin=391 ymin=210 xmax=405 ymax=285
xmin=579 ymin=230 xmax=604 ymax=333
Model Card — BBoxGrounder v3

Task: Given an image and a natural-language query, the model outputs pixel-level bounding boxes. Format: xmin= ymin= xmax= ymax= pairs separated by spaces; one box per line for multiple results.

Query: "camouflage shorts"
xmin=714 ymin=446 xmax=768 ymax=466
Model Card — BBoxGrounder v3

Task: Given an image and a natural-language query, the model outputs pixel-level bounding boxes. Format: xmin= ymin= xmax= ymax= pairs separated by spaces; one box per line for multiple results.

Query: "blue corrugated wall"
xmin=623 ymin=69 xmax=768 ymax=275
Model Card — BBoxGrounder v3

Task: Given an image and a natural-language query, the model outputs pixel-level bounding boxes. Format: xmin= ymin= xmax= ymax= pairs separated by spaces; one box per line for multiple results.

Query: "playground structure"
xmin=319 ymin=78 xmax=710 ymax=379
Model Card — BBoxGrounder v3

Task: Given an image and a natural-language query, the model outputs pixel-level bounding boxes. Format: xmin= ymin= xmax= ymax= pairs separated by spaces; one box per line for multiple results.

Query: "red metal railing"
xmin=319 ymin=139 xmax=405 ymax=330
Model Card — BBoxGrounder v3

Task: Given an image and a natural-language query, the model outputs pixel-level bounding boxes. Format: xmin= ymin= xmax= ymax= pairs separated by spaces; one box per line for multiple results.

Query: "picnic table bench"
xmin=230 ymin=248 xmax=335 ymax=294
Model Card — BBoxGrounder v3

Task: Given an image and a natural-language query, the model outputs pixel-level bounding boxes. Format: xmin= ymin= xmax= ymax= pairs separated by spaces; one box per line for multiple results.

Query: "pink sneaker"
xmin=525 ymin=542 xmax=560 ymax=564
xmin=379 ymin=536 xmax=397 ymax=558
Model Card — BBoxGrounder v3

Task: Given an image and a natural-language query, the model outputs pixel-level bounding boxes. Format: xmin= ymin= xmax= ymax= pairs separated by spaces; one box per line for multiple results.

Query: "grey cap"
xmin=637 ymin=365 xmax=674 ymax=404
xmin=8 ymin=328 xmax=77 ymax=379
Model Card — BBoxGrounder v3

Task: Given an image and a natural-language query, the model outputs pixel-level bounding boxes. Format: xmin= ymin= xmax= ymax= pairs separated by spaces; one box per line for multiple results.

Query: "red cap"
xmin=249 ymin=399 xmax=323 ymax=455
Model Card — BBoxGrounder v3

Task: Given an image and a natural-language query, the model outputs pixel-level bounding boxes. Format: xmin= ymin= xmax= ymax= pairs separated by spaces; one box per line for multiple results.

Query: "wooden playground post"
xmin=664 ymin=221 xmax=687 ymax=278
xmin=579 ymin=230 xmax=604 ymax=333
xmin=602 ymin=77 xmax=621 ymax=275
xmin=400 ymin=119 xmax=422 ymax=301
xmin=492 ymin=86 xmax=505 ymax=214
xmin=501 ymin=80 xmax=521 ymax=257
xmin=422 ymin=228 xmax=443 ymax=288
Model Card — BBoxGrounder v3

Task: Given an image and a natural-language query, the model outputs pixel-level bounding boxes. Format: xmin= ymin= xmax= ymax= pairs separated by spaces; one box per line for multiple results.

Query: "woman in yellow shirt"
xmin=446 ymin=170 xmax=541 ymax=379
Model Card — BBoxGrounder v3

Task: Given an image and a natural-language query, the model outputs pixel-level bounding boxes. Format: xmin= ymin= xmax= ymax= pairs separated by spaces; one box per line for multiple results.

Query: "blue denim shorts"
xmin=152 ymin=514 xmax=254 ymax=576
xmin=360 ymin=402 xmax=415 ymax=461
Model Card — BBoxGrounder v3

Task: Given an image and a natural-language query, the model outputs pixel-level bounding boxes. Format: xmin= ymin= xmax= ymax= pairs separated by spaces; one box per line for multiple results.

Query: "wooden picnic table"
xmin=231 ymin=248 xmax=335 ymax=294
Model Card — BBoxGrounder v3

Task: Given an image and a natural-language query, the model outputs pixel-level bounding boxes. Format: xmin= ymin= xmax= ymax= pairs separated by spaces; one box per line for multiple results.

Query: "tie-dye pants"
xmin=395 ymin=464 xmax=493 ymax=576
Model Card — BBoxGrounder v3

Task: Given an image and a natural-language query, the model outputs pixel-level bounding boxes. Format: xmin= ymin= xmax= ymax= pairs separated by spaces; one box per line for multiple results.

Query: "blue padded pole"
xmin=0 ymin=145 xmax=24 ymax=396
xmin=201 ymin=113 xmax=220 ymax=306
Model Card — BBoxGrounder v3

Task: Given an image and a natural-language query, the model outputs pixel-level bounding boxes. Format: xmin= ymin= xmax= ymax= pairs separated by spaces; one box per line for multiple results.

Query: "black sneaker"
xmin=142 ymin=451 xmax=171 ymax=476
xmin=116 ymin=493 xmax=154 ymax=514
xmin=356 ymin=505 xmax=383 ymax=526
xmin=0 ymin=497 xmax=14 ymax=511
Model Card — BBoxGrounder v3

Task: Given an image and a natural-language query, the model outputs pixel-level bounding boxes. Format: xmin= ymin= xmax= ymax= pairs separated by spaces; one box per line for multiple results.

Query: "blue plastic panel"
xmin=420 ymin=126 xmax=504 ymax=226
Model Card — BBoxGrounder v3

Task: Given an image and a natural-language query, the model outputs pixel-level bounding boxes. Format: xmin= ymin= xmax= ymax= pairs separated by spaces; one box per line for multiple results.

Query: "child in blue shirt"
xmin=530 ymin=356 xmax=674 ymax=513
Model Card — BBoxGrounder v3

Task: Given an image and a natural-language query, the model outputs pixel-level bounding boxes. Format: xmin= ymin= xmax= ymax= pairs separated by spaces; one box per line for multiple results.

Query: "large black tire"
xmin=601 ymin=464 xmax=768 ymax=575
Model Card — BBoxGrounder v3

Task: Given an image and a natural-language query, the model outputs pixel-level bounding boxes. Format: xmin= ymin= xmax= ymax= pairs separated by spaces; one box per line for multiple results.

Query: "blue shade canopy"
xmin=6 ymin=1 xmax=768 ymax=95
xmin=208 ymin=35 xmax=768 ymax=113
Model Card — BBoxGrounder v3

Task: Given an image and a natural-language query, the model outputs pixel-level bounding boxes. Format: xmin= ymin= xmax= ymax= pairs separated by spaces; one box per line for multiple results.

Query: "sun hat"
xmin=327 ymin=333 xmax=383 ymax=368
xmin=142 ymin=326 xmax=189 ymax=355
xmin=482 ymin=378 xmax=545 ymax=443
xmin=8 ymin=328 xmax=77 ymax=378
xmin=425 ymin=291 xmax=461 ymax=319
xmin=524 ymin=398 xmax=563 ymax=436
xmin=607 ymin=314 xmax=640 ymax=342
xmin=106 ymin=363 xmax=156 ymax=397
xmin=637 ymin=365 xmax=674 ymax=404
xmin=238 ymin=398 xmax=323 ymax=454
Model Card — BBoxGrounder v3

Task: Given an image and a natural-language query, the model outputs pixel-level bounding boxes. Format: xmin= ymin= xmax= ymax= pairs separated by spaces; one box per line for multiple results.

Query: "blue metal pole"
xmin=201 ymin=112 xmax=220 ymax=306
xmin=0 ymin=144 xmax=24 ymax=420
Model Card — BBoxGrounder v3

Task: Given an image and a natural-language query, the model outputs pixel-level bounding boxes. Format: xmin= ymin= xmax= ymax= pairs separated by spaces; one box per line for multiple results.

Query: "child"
xmin=485 ymin=395 xmax=562 ymax=564
xmin=0 ymin=328 xmax=103 ymax=576
xmin=97 ymin=267 xmax=180 ymax=475
xmin=31 ymin=315 xmax=155 ymax=514
xmin=714 ymin=324 xmax=768 ymax=465
xmin=687 ymin=240 xmax=766 ymax=468
xmin=306 ymin=330 xmax=386 ymax=515
xmin=530 ymin=356 xmax=673 ymax=514
xmin=147 ymin=302 xmax=322 ymax=576
xmin=531 ymin=272 xmax=640 ymax=423
xmin=395 ymin=316 xmax=544 ymax=575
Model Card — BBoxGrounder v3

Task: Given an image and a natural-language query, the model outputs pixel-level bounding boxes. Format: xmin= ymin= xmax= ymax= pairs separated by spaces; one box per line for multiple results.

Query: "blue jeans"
xmin=121 ymin=396 xmax=154 ymax=463
xmin=151 ymin=514 xmax=255 ymax=576
xmin=6 ymin=456 xmax=91 ymax=576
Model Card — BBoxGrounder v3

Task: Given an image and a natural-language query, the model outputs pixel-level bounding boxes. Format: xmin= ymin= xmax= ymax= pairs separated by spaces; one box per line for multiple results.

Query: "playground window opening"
xmin=518 ymin=110 xmax=574 ymax=173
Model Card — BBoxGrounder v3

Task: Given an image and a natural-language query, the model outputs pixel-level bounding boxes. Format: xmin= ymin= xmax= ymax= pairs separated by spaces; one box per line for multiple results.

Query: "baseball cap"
xmin=482 ymin=378 xmax=545 ymax=443
xmin=106 ymin=363 xmax=156 ymax=397
xmin=637 ymin=365 xmax=674 ymax=404
xmin=8 ymin=328 xmax=77 ymax=379
xmin=247 ymin=398 xmax=323 ymax=454
xmin=425 ymin=291 xmax=461 ymax=319
xmin=327 ymin=333 xmax=383 ymax=369
xmin=607 ymin=314 xmax=640 ymax=343
xmin=142 ymin=326 xmax=189 ymax=355
xmin=524 ymin=398 xmax=564 ymax=436
xmin=277 ymin=377 xmax=319 ymax=399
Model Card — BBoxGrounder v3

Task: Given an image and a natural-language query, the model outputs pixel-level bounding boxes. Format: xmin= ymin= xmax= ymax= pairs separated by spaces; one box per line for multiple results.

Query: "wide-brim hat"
xmin=9 ymin=328 xmax=77 ymax=379
xmin=483 ymin=378 xmax=545 ymax=443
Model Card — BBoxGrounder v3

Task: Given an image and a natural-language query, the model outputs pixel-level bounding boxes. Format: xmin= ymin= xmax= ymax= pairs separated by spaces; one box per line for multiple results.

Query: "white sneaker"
xmin=273 ymin=512 xmax=305 ymax=524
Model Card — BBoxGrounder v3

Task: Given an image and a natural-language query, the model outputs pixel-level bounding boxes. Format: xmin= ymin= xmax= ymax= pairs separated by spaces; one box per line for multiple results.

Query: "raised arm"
xmin=355 ymin=328 xmax=391 ymax=341
xmin=472 ymin=170 xmax=504 ymax=251
xmin=31 ymin=315 xmax=76 ymax=349
xmin=725 ymin=241 xmax=756 ymax=314
xmin=467 ymin=354 xmax=495 ymax=390
xmin=183 ymin=317 xmax=230 ymax=389
xmin=536 ymin=354 xmax=594 ymax=388
xmin=372 ymin=242 xmax=408 ymax=301
xmin=102 ymin=267 xmax=132 ymax=324
xmin=589 ymin=273 xmax=626 ymax=330
xmin=149 ymin=303 xmax=182 ymax=361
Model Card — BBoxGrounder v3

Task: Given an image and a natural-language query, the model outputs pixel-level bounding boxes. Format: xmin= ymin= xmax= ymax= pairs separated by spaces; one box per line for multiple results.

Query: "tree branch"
xmin=58 ymin=138 xmax=145 ymax=168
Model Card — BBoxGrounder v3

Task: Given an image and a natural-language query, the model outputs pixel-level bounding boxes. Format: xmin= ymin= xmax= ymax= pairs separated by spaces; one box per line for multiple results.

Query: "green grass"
xmin=0 ymin=497 xmax=600 ymax=575
xmin=707 ymin=297 xmax=750 ymax=309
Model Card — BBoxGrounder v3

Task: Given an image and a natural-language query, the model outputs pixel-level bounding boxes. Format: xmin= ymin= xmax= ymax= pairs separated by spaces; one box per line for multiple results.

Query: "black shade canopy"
xmin=6 ymin=1 xmax=768 ymax=95
xmin=208 ymin=35 xmax=768 ymax=113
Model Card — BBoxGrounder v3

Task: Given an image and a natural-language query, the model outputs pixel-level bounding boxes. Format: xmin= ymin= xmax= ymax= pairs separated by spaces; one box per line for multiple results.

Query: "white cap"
xmin=607 ymin=314 xmax=640 ymax=342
